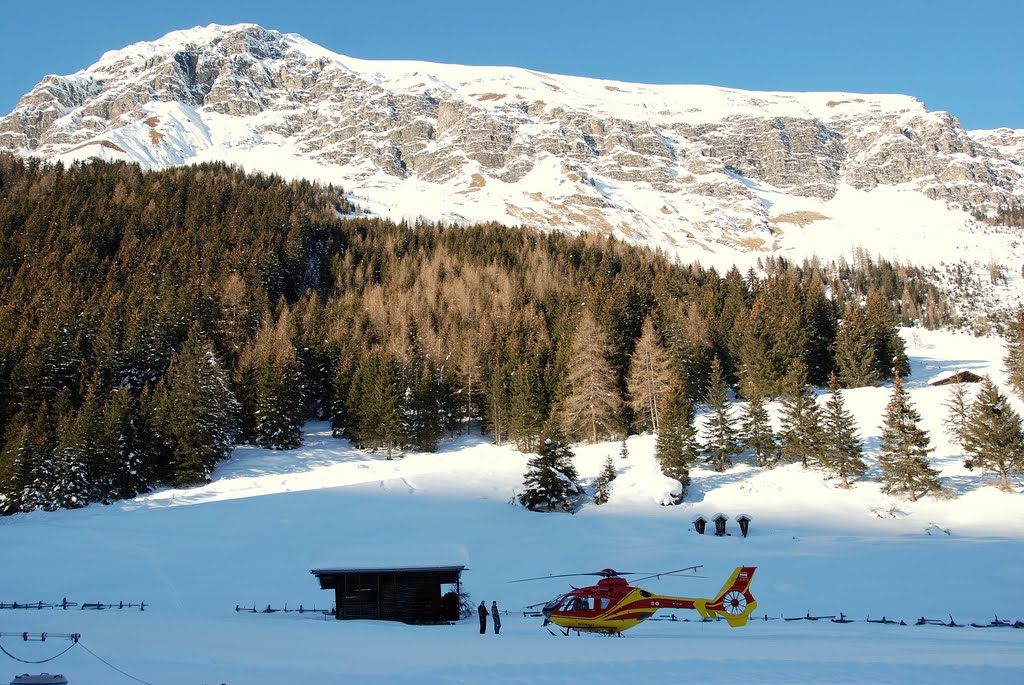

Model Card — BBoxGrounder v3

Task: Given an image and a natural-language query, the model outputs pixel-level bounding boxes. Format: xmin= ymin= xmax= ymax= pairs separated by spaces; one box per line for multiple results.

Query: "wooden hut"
xmin=311 ymin=564 xmax=466 ymax=624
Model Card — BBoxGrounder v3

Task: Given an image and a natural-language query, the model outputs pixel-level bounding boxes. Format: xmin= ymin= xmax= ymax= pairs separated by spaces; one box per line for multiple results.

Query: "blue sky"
xmin=2 ymin=0 xmax=1021 ymax=130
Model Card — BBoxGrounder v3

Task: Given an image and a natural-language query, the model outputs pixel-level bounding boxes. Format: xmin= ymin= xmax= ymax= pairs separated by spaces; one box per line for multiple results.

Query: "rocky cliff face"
xmin=2 ymin=23 xmax=1022 ymax=265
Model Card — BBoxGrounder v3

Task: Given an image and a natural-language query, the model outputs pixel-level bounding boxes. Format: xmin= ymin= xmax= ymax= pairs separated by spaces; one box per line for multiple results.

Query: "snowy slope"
xmin=1 ymin=328 xmax=1022 ymax=684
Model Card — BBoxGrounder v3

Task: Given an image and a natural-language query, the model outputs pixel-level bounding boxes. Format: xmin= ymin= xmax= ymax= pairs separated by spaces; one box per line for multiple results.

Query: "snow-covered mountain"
xmin=2 ymin=23 xmax=1024 ymax=272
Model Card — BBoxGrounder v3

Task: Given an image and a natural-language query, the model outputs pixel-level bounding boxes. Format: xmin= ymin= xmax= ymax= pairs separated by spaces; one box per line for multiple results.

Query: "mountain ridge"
xmin=3 ymin=23 xmax=1023 ymax=273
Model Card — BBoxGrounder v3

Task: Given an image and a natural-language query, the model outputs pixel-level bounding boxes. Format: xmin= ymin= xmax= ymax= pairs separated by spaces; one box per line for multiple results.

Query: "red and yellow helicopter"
xmin=515 ymin=565 xmax=757 ymax=635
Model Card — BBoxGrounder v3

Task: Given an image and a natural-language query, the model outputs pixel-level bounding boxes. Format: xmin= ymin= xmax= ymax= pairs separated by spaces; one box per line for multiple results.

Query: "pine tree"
xmin=102 ymin=385 xmax=149 ymax=501
xmin=49 ymin=402 xmax=93 ymax=510
xmin=654 ymin=390 xmax=698 ymax=499
xmin=519 ymin=427 xmax=583 ymax=512
xmin=0 ymin=418 xmax=29 ymax=514
xmin=865 ymin=291 xmax=910 ymax=380
xmin=593 ymin=454 xmax=617 ymax=505
xmin=214 ymin=271 xmax=253 ymax=365
xmin=347 ymin=351 xmax=405 ymax=458
xmin=239 ymin=312 xmax=305 ymax=450
xmin=20 ymin=402 xmax=57 ymax=512
xmin=485 ymin=364 xmax=511 ymax=446
xmin=803 ymin=275 xmax=837 ymax=386
xmin=877 ymin=375 xmax=941 ymax=501
xmin=741 ymin=395 xmax=778 ymax=468
xmin=1004 ymin=307 xmax=1024 ymax=400
xmin=558 ymin=311 xmax=623 ymax=443
xmin=626 ymin=315 xmax=675 ymax=433
xmin=664 ymin=301 xmax=714 ymax=405
xmin=962 ymin=376 xmax=1024 ymax=491
xmin=736 ymin=304 xmax=778 ymax=401
xmin=454 ymin=339 xmax=486 ymax=434
xmin=47 ymin=381 xmax=104 ymax=511
xmin=834 ymin=306 xmax=879 ymax=388
xmin=702 ymin=357 xmax=742 ymax=472
xmin=148 ymin=328 xmax=239 ymax=485
xmin=819 ymin=372 xmax=866 ymax=487
xmin=507 ymin=363 xmax=546 ymax=452
xmin=0 ymin=407 xmax=51 ymax=515
xmin=618 ymin=439 xmax=629 ymax=460
xmin=777 ymin=359 xmax=821 ymax=468
xmin=329 ymin=355 xmax=358 ymax=439
xmin=942 ymin=381 xmax=972 ymax=453
xmin=403 ymin=366 xmax=444 ymax=452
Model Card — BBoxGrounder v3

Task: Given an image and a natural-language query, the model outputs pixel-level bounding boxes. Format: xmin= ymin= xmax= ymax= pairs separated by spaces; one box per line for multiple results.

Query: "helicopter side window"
xmin=599 ymin=597 xmax=610 ymax=610
xmin=577 ymin=596 xmax=594 ymax=611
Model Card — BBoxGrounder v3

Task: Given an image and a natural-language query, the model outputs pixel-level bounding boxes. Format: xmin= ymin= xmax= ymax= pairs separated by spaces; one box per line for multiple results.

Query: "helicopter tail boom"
xmin=695 ymin=566 xmax=757 ymax=627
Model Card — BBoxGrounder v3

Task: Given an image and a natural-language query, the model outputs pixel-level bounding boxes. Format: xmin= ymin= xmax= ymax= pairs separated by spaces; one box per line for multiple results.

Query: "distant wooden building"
xmin=311 ymin=564 xmax=466 ymax=624
xmin=929 ymin=370 xmax=984 ymax=387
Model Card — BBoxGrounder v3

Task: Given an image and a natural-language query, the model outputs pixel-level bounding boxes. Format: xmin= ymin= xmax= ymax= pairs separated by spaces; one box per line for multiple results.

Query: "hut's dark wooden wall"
xmin=311 ymin=566 xmax=464 ymax=624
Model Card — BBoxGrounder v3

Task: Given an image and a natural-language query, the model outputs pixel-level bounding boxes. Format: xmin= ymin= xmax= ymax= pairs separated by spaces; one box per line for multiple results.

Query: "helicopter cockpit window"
xmin=576 ymin=596 xmax=594 ymax=611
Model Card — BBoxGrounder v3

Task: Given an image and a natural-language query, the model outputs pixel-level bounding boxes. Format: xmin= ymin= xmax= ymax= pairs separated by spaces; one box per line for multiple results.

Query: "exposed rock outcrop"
xmin=1 ymin=23 xmax=1021 ymax=260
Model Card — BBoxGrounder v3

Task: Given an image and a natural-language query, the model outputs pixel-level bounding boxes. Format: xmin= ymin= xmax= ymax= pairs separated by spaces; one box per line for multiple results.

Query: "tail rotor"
xmin=698 ymin=566 xmax=757 ymax=627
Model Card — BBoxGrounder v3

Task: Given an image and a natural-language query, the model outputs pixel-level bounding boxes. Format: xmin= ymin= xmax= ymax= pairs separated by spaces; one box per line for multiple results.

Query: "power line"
xmin=77 ymin=641 xmax=156 ymax=685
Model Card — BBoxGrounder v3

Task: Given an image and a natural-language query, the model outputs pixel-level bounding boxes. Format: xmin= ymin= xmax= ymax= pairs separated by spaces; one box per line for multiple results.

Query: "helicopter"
xmin=514 ymin=565 xmax=757 ymax=635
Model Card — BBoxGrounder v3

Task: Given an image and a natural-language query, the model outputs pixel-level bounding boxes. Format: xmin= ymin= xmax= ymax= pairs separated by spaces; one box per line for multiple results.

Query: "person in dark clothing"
xmin=478 ymin=601 xmax=488 ymax=634
xmin=491 ymin=601 xmax=502 ymax=634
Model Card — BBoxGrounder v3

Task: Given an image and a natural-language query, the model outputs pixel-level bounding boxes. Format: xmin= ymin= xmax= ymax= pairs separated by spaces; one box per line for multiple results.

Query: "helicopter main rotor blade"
xmin=631 ymin=565 xmax=705 ymax=583
xmin=509 ymin=569 xmax=649 ymax=583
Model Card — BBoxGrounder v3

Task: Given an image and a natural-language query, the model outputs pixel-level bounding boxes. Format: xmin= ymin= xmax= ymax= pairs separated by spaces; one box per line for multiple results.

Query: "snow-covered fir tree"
xmin=49 ymin=415 xmax=92 ymax=510
xmin=519 ymin=427 xmax=583 ymax=512
xmin=102 ymin=385 xmax=149 ymax=501
xmin=0 ymin=404 xmax=52 ymax=514
xmin=237 ymin=312 xmax=305 ymax=450
xmin=148 ymin=327 xmax=239 ymax=485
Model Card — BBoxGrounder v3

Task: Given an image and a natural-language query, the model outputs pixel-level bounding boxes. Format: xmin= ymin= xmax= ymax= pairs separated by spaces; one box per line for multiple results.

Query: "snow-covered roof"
xmin=309 ymin=544 xmax=469 ymax=572
xmin=311 ymin=564 xmax=466 ymax=575
xmin=928 ymin=369 xmax=984 ymax=386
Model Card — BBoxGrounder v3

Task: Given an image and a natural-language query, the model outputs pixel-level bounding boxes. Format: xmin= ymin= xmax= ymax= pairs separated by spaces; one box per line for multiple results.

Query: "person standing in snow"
xmin=491 ymin=601 xmax=502 ymax=634
xmin=478 ymin=601 xmax=488 ymax=634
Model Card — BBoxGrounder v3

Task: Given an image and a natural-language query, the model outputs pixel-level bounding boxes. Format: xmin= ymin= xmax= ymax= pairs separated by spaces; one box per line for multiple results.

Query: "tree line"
xmin=521 ymin=366 xmax=1024 ymax=513
xmin=0 ymin=156 xmax=961 ymax=514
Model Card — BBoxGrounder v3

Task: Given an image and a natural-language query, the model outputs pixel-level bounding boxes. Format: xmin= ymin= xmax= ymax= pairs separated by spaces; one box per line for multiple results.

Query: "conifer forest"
xmin=0 ymin=156 xmax=993 ymax=514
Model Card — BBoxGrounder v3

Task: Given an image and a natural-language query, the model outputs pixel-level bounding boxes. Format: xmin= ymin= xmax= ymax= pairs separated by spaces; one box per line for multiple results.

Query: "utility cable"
xmin=77 ymin=641 xmax=156 ymax=685
xmin=0 ymin=638 xmax=78 ymax=663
